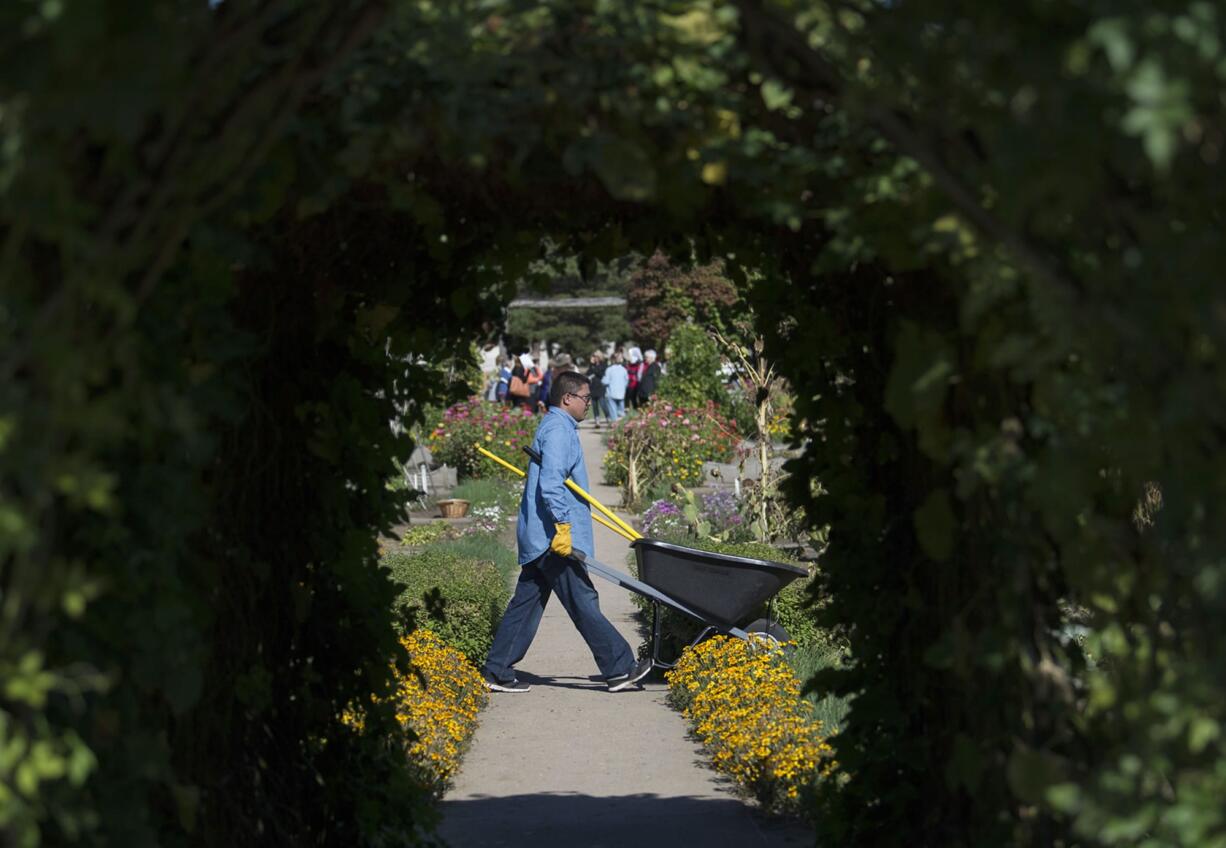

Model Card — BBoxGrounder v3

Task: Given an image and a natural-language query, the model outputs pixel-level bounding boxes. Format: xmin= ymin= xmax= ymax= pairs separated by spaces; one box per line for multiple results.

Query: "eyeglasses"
xmin=567 ymin=392 xmax=593 ymax=406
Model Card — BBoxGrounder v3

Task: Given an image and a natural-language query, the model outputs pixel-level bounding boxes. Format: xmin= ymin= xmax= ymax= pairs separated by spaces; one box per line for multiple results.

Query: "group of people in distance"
xmin=586 ymin=345 xmax=661 ymax=426
xmin=482 ymin=343 xmax=663 ymax=425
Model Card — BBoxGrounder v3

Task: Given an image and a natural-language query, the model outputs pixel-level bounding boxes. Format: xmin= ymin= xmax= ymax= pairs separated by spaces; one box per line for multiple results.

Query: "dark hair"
xmin=550 ymin=371 xmax=590 ymax=407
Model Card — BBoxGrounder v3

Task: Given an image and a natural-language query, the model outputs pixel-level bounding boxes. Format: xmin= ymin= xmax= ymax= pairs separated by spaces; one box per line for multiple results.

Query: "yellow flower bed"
xmin=345 ymin=629 xmax=488 ymax=796
xmin=666 ymin=636 xmax=835 ymax=815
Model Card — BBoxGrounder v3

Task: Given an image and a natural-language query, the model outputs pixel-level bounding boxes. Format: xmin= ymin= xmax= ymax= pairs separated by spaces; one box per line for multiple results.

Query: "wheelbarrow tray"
xmin=632 ymin=538 xmax=809 ymax=631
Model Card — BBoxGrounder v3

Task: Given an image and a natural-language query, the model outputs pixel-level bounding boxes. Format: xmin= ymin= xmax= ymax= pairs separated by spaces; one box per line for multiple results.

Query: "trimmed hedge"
xmin=383 ymin=548 xmax=510 ymax=665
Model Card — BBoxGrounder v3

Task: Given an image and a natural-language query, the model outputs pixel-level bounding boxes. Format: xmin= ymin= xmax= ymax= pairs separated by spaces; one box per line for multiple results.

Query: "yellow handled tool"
xmin=521 ymin=446 xmax=643 ymax=541
xmin=475 ymin=444 xmax=531 ymax=478
xmin=474 ymin=444 xmax=639 ymax=543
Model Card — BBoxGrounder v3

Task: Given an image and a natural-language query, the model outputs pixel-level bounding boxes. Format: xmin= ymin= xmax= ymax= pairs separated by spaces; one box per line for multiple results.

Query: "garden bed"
xmin=666 ymin=636 xmax=837 ymax=817
xmin=357 ymin=475 xmax=523 ymax=796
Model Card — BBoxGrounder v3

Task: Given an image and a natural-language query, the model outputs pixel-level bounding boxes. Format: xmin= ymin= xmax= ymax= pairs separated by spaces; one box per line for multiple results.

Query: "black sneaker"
xmin=483 ymin=671 xmax=530 ymax=693
xmin=606 ymin=659 xmax=653 ymax=692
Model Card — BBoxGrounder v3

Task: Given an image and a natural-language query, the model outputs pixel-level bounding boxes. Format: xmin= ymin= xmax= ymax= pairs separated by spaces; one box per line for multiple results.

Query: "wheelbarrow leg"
xmin=650 ymin=601 xmax=674 ymax=669
xmin=651 ymin=601 xmax=661 ymax=668
xmin=690 ymin=626 xmax=718 ymax=653
xmin=649 ymin=602 xmax=712 ymax=670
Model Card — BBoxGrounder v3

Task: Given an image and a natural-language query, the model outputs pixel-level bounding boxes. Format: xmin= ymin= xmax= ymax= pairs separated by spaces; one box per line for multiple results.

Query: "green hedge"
xmin=384 ymin=547 xmax=510 ymax=665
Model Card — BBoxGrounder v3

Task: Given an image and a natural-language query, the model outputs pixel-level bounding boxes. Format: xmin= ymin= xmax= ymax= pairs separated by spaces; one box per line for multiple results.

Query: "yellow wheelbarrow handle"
xmin=474 ymin=444 xmax=639 ymax=543
xmin=520 ymin=446 xmax=642 ymax=541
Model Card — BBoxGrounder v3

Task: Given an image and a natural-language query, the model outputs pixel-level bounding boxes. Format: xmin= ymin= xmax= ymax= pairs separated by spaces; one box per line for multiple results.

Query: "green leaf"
xmin=1189 ymin=717 xmax=1221 ymax=753
xmin=584 ymin=133 xmax=657 ymax=202
xmin=1088 ymin=18 xmax=1135 ymax=72
xmin=1045 ymin=782 xmax=1082 ymax=814
xmin=760 ymin=79 xmax=794 ymax=111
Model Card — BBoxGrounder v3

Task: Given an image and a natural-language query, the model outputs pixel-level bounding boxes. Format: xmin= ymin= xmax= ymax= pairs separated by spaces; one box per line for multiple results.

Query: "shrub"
xmin=602 ymin=401 xmax=740 ymax=508
xmin=426 ymin=399 xmax=536 ymax=479
xmin=383 ymin=547 xmax=510 ymax=664
xmin=666 ymin=636 xmax=836 ymax=815
xmin=345 ymin=629 xmax=487 ymax=797
xmin=658 ymin=323 xmax=729 ymax=407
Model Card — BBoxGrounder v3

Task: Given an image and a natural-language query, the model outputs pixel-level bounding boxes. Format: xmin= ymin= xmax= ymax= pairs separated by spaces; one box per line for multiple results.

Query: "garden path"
xmin=437 ymin=422 xmax=811 ymax=847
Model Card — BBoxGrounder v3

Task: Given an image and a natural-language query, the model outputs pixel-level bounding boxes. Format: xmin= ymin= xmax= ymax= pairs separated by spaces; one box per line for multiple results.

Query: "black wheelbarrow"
xmin=486 ymin=444 xmax=811 ymax=670
xmin=574 ymin=539 xmax=810 ymax=669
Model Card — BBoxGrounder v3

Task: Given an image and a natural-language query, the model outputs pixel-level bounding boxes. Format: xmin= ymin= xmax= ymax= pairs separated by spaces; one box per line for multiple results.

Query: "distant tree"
xmin=505 ymin=262 xmax=633 ymax=356
xmin=506 ymin=302 xmax=631 ymax=358
xmin=626 ymin=250 xmax=739 ymax=350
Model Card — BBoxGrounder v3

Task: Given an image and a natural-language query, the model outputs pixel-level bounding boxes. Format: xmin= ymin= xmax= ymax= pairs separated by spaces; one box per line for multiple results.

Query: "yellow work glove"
xmin=550 ymin=522 xmax=573 ymax=557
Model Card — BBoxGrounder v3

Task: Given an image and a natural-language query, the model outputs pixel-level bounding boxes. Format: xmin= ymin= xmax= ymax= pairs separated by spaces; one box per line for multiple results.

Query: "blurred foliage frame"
xmin=3 ymin=1 xmax=1226 ymax=847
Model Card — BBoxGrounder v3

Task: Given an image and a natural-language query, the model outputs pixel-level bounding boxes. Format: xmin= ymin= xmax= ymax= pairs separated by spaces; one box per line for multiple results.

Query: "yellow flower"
xmin=664 ymin=635 xmax=836 ymax=814
xmin=341 ymin=629 xmax=488 ymax=797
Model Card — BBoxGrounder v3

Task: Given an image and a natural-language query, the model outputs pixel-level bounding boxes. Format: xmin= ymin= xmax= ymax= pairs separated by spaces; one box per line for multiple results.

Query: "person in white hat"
xmin=637 ymin=349 xmax=662 ymax=406
xmin=625 ymin=346 xmax=645 ymax=409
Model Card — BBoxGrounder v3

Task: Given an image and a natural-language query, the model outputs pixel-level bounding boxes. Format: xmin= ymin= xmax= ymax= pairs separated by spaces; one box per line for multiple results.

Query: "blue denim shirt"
xmin=517 ymin=406 xmax=593 ymax=565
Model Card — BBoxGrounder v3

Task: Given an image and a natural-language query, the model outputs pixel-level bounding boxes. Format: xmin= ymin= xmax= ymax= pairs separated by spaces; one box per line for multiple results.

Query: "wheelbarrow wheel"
xmin=743 ymin=618 xmax=796 ymax=654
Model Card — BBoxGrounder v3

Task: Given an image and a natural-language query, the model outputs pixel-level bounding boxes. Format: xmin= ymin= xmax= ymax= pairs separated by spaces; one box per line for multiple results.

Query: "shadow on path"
xmin=513 ymin=670 xmax=607 ymax=692
xmin=514 ymin=670 xmax=657 ymax=691
xmin=436 ymin=792 xmax=812 ymax=847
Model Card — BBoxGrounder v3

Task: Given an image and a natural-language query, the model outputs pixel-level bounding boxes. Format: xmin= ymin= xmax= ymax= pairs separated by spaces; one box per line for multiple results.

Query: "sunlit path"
xmin=437 ymin=424 xmax=810 ymax=847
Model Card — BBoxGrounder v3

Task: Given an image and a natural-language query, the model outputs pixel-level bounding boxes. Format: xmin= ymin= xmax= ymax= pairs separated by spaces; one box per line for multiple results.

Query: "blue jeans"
xmin=605 ymin=397 xmax=625 ymax=421
xmin=483 ymin=552 xmax=635 ymax=682
xmin=590 ymin=395 xmax=609 ymax=422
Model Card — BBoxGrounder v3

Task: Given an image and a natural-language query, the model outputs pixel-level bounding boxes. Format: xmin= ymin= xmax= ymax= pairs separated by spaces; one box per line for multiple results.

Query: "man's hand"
xmin=550 ymin=523 xmax=573 ymax=557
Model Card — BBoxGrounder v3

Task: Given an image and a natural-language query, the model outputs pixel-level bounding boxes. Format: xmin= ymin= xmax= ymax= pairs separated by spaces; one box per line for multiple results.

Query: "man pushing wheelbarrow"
xmin=480 ymin=370 xmax=654 ymax=693
xmin=477 ymin=370 xmax=809 ymax=693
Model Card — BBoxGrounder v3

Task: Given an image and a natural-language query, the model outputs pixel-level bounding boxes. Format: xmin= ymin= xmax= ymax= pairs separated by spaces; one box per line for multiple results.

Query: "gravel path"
xmin=436 ymin=423 xmax=811 ymax=847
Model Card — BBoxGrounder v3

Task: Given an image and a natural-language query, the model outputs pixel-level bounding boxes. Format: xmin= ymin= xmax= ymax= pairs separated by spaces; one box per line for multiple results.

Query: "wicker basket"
xmin=436 ymin=498 xmax=470 ymax=519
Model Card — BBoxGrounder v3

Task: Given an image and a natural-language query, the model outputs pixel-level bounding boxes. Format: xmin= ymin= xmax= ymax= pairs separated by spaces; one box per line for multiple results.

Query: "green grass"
xmin=789 ymin=641 xmax=852 ymax=735
xmin=449 ymin=477 xmax=522 ymax=513
xmin=423 ymin=531 xmax=519 ymax=584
